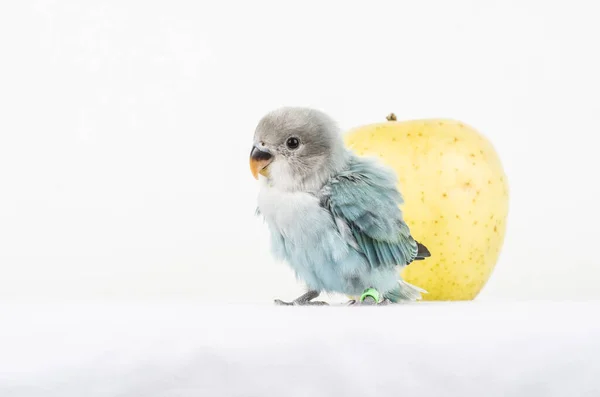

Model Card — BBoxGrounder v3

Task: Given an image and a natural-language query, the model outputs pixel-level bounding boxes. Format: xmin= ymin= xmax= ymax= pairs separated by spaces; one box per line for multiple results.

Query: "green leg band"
xmin=360 ymin=288 xmax=380 ymax=303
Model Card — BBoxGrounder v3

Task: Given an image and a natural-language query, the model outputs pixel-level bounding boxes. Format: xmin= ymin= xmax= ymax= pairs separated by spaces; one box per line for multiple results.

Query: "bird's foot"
xmin=274 ymin=299 xmax=328 ymax=306
xmin=346 ymin=298 xmax=392 ymax=306
xmin=346 ymin=288 xmax=392 ymax=306
xmin=274 ymin=290 xmax=328 ymax=306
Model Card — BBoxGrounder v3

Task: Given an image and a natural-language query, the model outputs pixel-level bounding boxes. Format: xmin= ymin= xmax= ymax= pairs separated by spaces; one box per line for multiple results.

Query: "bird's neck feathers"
xmin=265 ymin=146 xmax=351 ymax=194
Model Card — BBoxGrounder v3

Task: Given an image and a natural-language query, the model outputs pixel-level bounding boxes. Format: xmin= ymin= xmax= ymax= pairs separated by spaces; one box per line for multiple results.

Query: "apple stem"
xmin=386 ymin=113 xmax=397 ymax=121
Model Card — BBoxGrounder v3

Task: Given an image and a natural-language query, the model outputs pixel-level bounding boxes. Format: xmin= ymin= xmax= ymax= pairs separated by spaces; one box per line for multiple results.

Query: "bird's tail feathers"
xmin=413 ymin=241 xmax=431 ymax=260
xmin=385 ymin=279 xmax=428 ymax=303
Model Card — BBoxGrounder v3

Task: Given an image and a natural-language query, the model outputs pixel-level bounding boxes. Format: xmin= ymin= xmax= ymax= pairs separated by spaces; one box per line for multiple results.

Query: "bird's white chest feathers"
xmin=257 ymin=184 xmax=330 ymax=239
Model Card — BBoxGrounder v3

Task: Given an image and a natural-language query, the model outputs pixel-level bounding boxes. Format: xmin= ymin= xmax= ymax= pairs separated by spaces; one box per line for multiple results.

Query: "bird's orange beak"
xmin=249 ymin=146 xmax=273 ymax=180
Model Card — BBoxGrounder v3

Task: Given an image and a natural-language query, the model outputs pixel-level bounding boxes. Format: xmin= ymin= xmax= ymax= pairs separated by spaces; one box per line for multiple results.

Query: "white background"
xmin=1 ymin=0 xmax=599 ymax=302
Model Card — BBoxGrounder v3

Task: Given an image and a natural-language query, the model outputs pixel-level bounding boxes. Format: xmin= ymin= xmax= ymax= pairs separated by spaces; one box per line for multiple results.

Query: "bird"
xmin=250 ymin=107 xmax=431 ymax=305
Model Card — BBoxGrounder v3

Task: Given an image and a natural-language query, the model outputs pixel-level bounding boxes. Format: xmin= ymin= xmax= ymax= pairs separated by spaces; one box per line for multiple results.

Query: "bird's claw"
xmin=274 ymin=299 xmax=329 ymax=306
xmin=346 ymin=297 xmax=392 ymax=306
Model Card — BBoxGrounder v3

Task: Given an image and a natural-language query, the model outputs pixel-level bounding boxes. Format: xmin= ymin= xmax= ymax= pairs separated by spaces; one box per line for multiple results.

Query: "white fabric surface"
xmin=1 ymin=301 xmax=599 ymax=397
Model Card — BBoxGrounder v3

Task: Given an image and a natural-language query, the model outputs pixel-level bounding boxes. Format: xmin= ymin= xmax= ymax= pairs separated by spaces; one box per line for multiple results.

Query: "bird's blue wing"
xmin=322 ymin=156 xmax=419 ymax=269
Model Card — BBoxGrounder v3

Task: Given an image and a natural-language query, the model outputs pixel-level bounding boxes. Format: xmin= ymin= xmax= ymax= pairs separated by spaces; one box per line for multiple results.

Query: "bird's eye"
xmin=286 ymin=137 xmax=300 ymax=149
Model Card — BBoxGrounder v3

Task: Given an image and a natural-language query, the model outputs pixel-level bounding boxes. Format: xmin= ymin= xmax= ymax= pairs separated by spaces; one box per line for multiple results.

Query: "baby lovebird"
xmin=250 ymin=107 xmax=430 ymax=305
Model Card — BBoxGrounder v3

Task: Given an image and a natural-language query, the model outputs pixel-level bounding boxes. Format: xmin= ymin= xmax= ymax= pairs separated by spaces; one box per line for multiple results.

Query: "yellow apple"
xmin=344 ymin=114 xmax=509 ymax=300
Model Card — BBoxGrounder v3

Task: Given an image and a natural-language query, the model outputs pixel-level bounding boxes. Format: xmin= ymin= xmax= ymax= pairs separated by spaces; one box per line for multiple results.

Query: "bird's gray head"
xmin=250 ymin=107 xmax=348 ymax=192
